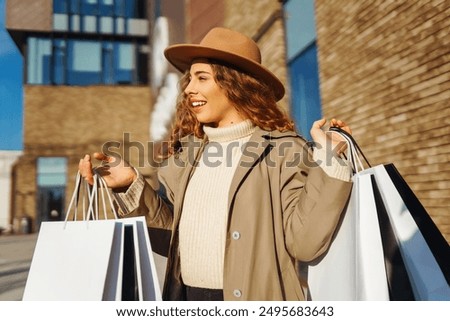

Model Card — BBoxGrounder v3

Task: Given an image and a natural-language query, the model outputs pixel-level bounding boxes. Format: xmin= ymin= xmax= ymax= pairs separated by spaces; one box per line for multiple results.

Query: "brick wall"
xmin=186 ymin=0 xmax=224 ymax=43
xmin=223 ymin=0 xmax=289 ymax=112
xmin=13 ymin=85 xmax=154 ymax=229
xmin=6 ymin=0 xmax=52 ymax=31
xmin=315 ymin=0 xmax=450 ymax=241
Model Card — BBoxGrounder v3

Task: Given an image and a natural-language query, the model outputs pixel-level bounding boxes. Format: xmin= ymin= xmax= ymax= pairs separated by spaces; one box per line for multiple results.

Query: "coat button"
xmin=233 ymin=289 xmax=242 ymax=298
xmin=232 ymin=231 xmax=240 ymax=240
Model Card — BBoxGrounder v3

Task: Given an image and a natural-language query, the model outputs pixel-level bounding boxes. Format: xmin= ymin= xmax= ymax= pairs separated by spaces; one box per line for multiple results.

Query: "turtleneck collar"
xmin=203 ymin=119 xmax=256 ymax=143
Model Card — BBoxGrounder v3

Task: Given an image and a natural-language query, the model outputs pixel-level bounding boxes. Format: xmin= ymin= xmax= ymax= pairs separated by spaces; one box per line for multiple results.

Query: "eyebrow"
xmin=191 ymin=70 xmax=212 ymax=77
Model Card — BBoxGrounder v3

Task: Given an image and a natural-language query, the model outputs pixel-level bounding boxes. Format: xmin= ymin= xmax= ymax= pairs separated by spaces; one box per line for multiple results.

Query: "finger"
xmin=93 ymin=152 xmax=108 ymax=161
xmin=312 ymin=118 xmax=327 ymax=129
xmin=330 ymin=118 xmax=343 ymax=127
xmin=93 ymin=152 xmax=117 ymax=164
xmin=79 ymin=154 xmax=94 ymax=185
xmin=337 ymin=120 xmax=346 ymax=127
xmin=78 ymin=155 xmax=91 ymax=173
xmin=341 ymin=125 xmax=352 ymax=135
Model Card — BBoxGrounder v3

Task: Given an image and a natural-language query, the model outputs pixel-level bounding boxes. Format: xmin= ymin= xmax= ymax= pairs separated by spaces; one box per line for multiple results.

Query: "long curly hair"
xmin=160 ymin=61 xmax=295 ymax=158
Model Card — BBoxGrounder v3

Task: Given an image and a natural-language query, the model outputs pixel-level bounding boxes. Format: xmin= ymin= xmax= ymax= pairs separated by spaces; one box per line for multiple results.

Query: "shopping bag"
xmin=307 ymin=171 xmax=390 ymax=300
xmin=320 ymin=127 xmax=450 ymax=301
xmin=370 ymin=176 xmax=415 ymax=300
xmin=23 ymin=171 xmax=163 ymax=301
xmin=367 ymin=164 xmax=450 ymax=300
xmin=383 ymin=163 xmax=450 ymax=285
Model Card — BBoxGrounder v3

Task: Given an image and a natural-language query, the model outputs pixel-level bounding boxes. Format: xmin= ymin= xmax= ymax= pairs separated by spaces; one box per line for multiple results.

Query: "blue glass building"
xmin=21 ymin=0 xmax=149 ymax=86
xmin=4 ymin=0 xmax=151 ymax=231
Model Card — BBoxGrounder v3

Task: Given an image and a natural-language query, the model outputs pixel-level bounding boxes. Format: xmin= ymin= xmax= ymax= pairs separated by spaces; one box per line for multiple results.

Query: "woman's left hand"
xmin=310 ymin=118 xmax=352 ymax=155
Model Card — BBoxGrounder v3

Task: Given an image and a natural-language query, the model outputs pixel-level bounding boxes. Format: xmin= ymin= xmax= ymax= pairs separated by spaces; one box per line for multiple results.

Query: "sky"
xmin=0 ymin=0 xmax=23 ymax=151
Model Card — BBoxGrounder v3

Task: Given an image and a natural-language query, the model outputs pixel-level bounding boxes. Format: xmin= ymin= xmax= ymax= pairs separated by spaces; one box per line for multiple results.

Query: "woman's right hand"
xmin=78 ymin=152 xmax=137 ymax=190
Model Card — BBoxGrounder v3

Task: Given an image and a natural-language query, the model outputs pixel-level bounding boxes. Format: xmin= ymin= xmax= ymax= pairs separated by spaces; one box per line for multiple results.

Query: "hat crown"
xmin=199 ymin=28 xmax=261 ymax=64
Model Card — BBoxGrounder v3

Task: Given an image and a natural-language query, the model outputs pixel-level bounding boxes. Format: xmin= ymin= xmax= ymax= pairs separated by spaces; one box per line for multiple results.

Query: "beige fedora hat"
xmin=164 ymin=27 xmax=285 ymax=101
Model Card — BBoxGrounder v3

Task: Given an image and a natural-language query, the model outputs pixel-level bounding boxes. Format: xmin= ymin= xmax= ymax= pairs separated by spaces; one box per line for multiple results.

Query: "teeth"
xmin=191 ymin=101 xmax=206 ymax=107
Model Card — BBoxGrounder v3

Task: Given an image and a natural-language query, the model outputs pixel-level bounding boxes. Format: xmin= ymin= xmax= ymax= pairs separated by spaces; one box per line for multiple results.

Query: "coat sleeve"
xmin=113 ymin=168 xmax=174 ymax=230
xmin=280 ymin=138 xmax=352 ymax=262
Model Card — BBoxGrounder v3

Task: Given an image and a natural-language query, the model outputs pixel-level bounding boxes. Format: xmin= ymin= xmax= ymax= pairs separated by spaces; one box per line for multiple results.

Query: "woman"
xmin=79 ymin=27 xmax=352 ymax=301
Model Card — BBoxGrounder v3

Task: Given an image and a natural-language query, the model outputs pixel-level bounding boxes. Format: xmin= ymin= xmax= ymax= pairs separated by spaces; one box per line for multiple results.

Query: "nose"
xmin=184 ymin=78 xmax=197 ymax=96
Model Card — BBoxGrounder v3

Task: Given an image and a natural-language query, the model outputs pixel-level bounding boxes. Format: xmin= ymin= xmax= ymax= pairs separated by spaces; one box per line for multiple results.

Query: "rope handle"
xmin=328 ymin=126 xmax=372 ymax=174
xmin=63 ymin=169 xmax=118 ymax=228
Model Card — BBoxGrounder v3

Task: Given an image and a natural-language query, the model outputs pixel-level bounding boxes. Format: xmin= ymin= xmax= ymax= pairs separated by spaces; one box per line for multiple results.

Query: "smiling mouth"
xmin=191 ymin=101 xmax=206 ymax=107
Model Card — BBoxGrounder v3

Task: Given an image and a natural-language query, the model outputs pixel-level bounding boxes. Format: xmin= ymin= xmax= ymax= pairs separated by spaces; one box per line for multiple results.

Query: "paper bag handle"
xmin=328 ymin=126 xmax=372 ymax=174
xmin=63 ymin=170 xmax=118 ymax=226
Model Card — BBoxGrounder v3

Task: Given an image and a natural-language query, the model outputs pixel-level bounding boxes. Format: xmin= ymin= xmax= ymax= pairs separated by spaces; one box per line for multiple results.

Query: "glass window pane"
xmin=127 ymin=18 xmax=147 ymax=36
xmin=27 ymin=37 xmax=52 ymax=84
xmin=81 ymin=0 xmax=98 ymax=15
xmin=70 ymin=0 xmax=81 ymax=14
xmin=54 ymin=0 xmax=68 ymax=14
xmin=114 ymin=42 xmax=134 ymax=84
xmin=99 ymin=0 xmax=114 ymax=16
xmin=115 ymin=17 xmax=125 ymax=34
xmin=53 ymin=13 xmax=69 ymax=31
xmin=37 ymin=157 xmax=67 ymax=224
xmin=68 ymin=40 xmax=102 ymax=85
xmin=289 ymin=44 xmax=322 ymax=139
xmin=100 ymin=16 xmax=113 ymax=33
xmin=53 ymin=39 xmax=66 ymax=85
xmin=102 ymin=42 xmax=114 ymax=84
xmin=82 ymin=15 xmax=97 ymax=32
xmin=70 ymin=14 xmax=81 ymax=32
xmin=285 ymin=0 xmax=316 ymax=60
xmin=115 ymin=0 xmax=125 ymax=17
xmin=124 ymin=0 xmax=136 ymax=18
xmin=37 ymin=158 xmax=67 ymax=187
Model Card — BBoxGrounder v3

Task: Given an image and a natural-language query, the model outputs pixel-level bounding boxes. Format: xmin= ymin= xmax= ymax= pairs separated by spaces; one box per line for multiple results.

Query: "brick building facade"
xmin=315 ymin=0 xmax=449 ymax=241
xmin=5 ymin=0 xmax=448 ymax=242
xmin=13 ymin=86 xmax=152 ymax=229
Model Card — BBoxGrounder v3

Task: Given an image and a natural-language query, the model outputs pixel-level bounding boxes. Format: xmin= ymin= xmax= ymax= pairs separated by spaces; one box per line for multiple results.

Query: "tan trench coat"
xmin=128 ymin=127 xmax=352 ymax=300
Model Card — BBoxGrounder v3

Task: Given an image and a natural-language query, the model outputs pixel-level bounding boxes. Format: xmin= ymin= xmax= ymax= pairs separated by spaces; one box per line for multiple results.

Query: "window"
xmin=27 ymin=37 xmax=145 ymax=85
xmin=37 ymin=157 xmax=67 ymax=187
xmin=27 ymin=38 xmax=52 ymax=84
xmin=68 ymin=40 xmax=102 ymax=84
xmin=289 ymin=44 xmax=322 ymax=139
xmin=54 ymin=0 xmax=69 ymax=14
xmin=53 ymin=39 xmax=66 ymax=85
xmin=284 ymin=0 xmax=322 ymax=140
xmin=53 ymin=0 xmax=146 ymax=34
xmin=36 ymin=158 xmax=68 ymax=226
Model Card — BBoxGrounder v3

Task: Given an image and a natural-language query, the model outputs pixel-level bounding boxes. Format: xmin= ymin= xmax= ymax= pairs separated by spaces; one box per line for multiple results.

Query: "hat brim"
xmin=164 ymin=44 xmax=285 ymax=101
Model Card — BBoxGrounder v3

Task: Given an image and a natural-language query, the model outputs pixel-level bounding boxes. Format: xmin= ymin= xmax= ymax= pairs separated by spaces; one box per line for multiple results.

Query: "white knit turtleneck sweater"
xmin=179 ymin=119 xmax=256 ymax=289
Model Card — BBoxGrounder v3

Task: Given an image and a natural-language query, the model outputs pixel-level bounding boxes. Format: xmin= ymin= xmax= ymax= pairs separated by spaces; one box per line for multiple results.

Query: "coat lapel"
xmin=227 ymin=128 xmax=271 ymax=210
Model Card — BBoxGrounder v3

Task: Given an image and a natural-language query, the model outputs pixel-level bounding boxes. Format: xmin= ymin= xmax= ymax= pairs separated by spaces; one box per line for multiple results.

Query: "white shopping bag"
xmin=307 ymin=173 xmax=390 ymax=300
xmin=23 ymin=171 xmax=163 ymax=301
xmin=310 ymin=127 xmax=450 ymax=301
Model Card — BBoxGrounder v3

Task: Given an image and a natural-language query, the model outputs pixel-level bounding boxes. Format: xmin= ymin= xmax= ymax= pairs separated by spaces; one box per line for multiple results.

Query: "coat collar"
xmin=227 ymin=127 xmax=302 ymax=211
xmin=172 ymin=127 xmax=303 ymax=223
